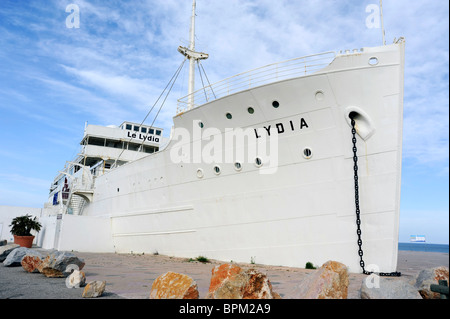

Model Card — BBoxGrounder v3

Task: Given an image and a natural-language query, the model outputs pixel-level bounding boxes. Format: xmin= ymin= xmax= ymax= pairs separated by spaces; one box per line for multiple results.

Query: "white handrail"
xmin=177 ymin=51 xmax=336 ymax=113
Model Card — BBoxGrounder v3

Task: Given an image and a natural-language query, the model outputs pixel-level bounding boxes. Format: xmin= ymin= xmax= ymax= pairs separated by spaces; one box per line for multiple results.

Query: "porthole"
xmin=368 ymin=57 xmax=379 ymax=66
xmin=255 ymin=157 xmax=263 ymax=167
xmin=213 ymin=165 xmax=221 ymax=175
xmin=234 ymin=162 xmax=242 ymax=171
xmin=196 ymin=169 xmax=204 ymax=179
xmin=315 ymin=91 xmax=324 ymax=101
xmin=303 ymin=148 xmax=313 ymax=159
xmin=198 ymin=121 xmax=204 ymax=128
xmin=247 ymin=107 xmax=255 ymax=114
xmin=272 ymin=101 xmax=280 ymax=108
xmin=226 ymin=113 xmax=232 ymax=120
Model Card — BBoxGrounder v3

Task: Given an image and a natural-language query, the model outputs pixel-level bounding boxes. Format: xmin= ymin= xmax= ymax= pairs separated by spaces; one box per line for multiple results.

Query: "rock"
xmin=411 ymin=266 xmax=449 ymax=299
xmin=21 ymin=250 xmax=46 ymax=273
xmin=82 ymin=281 xmax=106 ymax=298
xmin=37 ymin=251 xmax=85 ymax=278
xmin=291 ymin=260 xmax=349 ymax=299
xmin=0 ymin=244 xmax=19 ymax=262
xmin=207 ymin=264 xmax=281 ymax=299
xmin=208 ymin=264 xmax=243 ymax=297
xmin=3 ymin=247 xmax=31 ymax=267
xmin=361 ymin=277 xmax=422 ymax=299
xmin=67 ymin=270 xmax=86 ymax=288
xmin=150 ymin=272 xmax=199 ymax=299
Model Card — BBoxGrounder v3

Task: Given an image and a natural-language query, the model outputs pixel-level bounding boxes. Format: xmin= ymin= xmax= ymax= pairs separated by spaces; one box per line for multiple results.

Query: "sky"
xmin=0 ymin=0 xmax=448 ymax=244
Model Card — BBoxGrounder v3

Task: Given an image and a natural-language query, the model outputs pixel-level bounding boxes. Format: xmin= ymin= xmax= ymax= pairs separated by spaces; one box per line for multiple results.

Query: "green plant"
xmin=250 ymin=256 xmax=256 ymax=264
xmin=188 ymin=256 xmax=209 ymax=263
xmin=9 ymin=214 xmax=42 ymax=236
xmin=195 ymin=256 xmax=209 ymax=263
xmin=305 ymin=262 xmax=316 ymax=269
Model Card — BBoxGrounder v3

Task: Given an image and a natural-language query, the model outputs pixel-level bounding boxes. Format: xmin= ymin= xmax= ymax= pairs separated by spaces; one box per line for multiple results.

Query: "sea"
xmin=398 ymin=242 xmax=449 ymax=253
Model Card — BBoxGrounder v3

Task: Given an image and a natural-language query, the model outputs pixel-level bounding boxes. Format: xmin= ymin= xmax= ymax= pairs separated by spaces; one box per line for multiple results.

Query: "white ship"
xmin=410 ymin=235 xmax=426 ymax=243
xmin=41 ymin=1 xmax=405 ymax=274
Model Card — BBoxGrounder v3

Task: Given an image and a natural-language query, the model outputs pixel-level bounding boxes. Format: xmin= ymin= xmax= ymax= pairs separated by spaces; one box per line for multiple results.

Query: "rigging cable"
xmin=113 ymin=57 xmax=188 ymax=167
xmin=197 ymin=61 xmax=208 ymax=102
xmin=199 ymin=61 xmax=216 ymax=100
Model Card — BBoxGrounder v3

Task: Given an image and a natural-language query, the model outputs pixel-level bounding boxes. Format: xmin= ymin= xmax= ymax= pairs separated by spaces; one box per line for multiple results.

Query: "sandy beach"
xmin=1 ymin=249 xmax=447 ymax=300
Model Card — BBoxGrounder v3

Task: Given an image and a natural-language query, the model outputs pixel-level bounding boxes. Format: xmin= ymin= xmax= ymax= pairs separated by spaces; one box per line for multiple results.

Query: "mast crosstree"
xmin=177 ymin=0 xmax=209 ymax=110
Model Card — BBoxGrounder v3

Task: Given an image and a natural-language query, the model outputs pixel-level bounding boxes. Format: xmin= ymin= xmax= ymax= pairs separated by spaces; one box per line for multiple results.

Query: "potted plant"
xmin=9 ymin=214 xmax=42 ymax=248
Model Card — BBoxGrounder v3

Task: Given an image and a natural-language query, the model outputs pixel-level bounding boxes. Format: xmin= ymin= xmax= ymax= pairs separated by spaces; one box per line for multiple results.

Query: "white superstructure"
xmin=40 ymin=1 xmax=405 ymax=274
xmin=45 ymin=121 xmax=164 ymax=216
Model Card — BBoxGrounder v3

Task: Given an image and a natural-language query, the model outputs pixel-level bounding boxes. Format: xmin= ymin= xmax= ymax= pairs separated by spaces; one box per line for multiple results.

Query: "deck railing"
xmin=176 ymin=51 xmax=336 ymax=113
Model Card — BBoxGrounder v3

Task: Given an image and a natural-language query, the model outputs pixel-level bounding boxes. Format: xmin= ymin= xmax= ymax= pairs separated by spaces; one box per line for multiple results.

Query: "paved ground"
xmin=0 ymin=250 xmax=448 ymax=299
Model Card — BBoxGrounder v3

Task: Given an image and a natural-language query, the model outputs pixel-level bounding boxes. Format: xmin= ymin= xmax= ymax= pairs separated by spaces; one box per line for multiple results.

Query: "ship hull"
xmin=76 ymin=41 xmax=404 ymax=273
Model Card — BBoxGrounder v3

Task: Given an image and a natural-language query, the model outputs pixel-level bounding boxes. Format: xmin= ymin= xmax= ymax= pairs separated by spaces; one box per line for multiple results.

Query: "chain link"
xmin=350 ymin=117 xmax=401 ymax=277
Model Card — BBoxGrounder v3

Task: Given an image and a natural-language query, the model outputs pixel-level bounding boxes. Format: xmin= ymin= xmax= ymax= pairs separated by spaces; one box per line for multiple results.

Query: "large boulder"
xmin=37 ymin=251 xmax=85 ymax=278
xmin=67 ymin=270 xmax=86 ymax=288
xmin=291 ymin=260 xmax=349 ymax=299
xmin=3 ymin=247 xmax=31 ymax=267
xmin=206 ymin=264 xmax=281 ymax=299
xmin=0 ymin=244 xmax=19 ymax=262
xmin=21 ymin=250 xmax=46 ymax=273
xmin=361 ymin=277 xmax=422 ymax=299
xmin=411 ymin=266 xmax=449 ymax=299
xmin=150 ymin=272 xmax=199 ymax=299
xmin=82 ymin=281 xmax=106 ymax=298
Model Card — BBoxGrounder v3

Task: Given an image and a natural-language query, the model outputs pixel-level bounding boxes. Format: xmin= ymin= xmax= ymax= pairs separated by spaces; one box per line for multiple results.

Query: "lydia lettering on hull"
xmin=127 ymin=131 xmax=160 ymax=143
xmin=254 ymin=117 xmax=309 ymax=138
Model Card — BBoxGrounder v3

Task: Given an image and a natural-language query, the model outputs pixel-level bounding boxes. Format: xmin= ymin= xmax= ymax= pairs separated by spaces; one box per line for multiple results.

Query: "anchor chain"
xmin=350 ymin=116 xmax=401 ymax=277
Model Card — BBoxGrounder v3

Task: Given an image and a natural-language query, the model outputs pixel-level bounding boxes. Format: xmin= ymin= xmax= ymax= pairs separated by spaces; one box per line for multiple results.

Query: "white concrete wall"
xmin=57 ymin=214 xmax=115 ymax=253
xmin=36 ymin=215 xmax=58 ymax=250
xmin=0 ymin=206 xmax=43 ymax=243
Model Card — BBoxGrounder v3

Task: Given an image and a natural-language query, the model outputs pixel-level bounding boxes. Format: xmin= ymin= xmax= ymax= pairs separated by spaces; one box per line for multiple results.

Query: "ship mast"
xmin=178 ymin=0 xmax=209 ymax=110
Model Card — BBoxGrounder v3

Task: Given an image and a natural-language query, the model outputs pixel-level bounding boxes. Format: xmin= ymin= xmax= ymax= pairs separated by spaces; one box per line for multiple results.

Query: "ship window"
xmin=369 ymin=57 xmax=379 ymax=66
xmin=134 ymin=126 xmax=139 ymax=132
xmin=226 ymin=113 xmax=232 ymax=120
xmin=149 ymin=129 xmax=155 ymax=135
xmin=272 ymin=101 xmax=280 ymax=108
xmin=196 ymin=169 xmax=204 ymax=178
xmin=213 ymin=166 xmax=221 ymax=175
xmin=126 ymin=124 xmax=132 ymax=130
xmin=141 ymin=127 xmax=147 ymax=133
xmin=128 ymin=143 xmax=140 ymax=151
xmin=248 ymin=107 xmax=255 ymax=114
xmin=198 ymin=121 xmax=204 ymax=128
xmin=156 ymin=130 xmax=162 ymax=136
xmin=234 ymin=162 xmax=242 ymax=171
xmin=255 ymin=157 xmax=263 ymax=167
xmin=88 ymin=137 xmax=105 ymax=146
xmin=303 ymin=148 xmax=312 ymax=159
